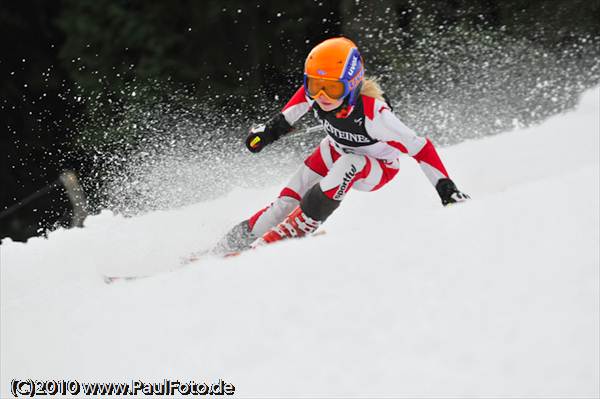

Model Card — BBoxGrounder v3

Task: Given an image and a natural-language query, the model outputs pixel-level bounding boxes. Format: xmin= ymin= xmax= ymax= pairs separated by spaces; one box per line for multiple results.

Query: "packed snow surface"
xmin=1 ymin=88 xmax=598 ymax=397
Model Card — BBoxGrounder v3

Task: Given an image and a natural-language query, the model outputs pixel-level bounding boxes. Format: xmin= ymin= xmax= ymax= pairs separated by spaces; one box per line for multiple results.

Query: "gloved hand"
xmin=435 ymin=178 xmax=470 ymax=206
xmin=245 ymin=113 xmax=293 ymax=153
xmin=245 ymin=124 xmax=273 ymax=153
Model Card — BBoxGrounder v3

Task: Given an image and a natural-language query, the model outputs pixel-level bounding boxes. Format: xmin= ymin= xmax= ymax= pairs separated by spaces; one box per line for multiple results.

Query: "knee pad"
xmin=301 ymin=184 xmax=340 ymax=222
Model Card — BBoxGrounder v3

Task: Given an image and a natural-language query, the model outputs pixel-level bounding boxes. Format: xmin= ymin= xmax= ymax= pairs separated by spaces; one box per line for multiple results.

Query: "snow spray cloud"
xmin=344 ymin=7 xmax=600 ymax=146
xmin=77 ymin=10 xmax=599 ymax=215
xmin=369 ymin=28 xmax=600 ymax=146
xmin=76 ymin=80 xmax=316 ymax=215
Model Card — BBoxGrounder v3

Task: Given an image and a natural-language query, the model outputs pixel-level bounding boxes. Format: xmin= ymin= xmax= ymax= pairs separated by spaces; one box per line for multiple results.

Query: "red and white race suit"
xmin=248 ymin=86 xmax=450 ymax=237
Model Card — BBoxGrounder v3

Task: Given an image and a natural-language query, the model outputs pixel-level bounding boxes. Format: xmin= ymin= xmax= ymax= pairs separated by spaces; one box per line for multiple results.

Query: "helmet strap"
xmin=347 ymin=81 xmax=363 ymax=106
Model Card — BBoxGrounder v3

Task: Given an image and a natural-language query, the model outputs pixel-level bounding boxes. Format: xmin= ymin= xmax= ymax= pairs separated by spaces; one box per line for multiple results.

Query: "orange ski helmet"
xmin=303 ymin=37 xmax=364 ymax=106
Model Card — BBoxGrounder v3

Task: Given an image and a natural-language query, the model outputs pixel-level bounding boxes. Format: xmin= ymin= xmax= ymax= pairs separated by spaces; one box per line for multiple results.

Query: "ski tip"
xmin=102 ymin=275 xmax=144 ymax=284
xmin=103 ymin=275 xmax=118 ymax=284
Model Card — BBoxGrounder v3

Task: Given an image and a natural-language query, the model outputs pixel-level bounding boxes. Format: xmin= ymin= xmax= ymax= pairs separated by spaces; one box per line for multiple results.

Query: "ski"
xmin=102 ymin=230 xmax=326 ymax=284
xmin=103 ymin=249 xmax=212 ymax=284
xmin=103 ymin=275 xmax=148 ymax=284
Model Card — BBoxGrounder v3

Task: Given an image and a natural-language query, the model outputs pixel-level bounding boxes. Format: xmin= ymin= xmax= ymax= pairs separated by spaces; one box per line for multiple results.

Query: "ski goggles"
xmin=304 ymin=76 xmax=348 ymax=100
xmin=303 ymin=47 xmax=364 ymax=102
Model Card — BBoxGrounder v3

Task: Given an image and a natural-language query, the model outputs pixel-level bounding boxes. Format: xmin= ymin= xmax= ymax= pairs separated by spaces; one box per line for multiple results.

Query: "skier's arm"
xmin=246 ymin=86 xmax=311 ymax=153
xmin=369 ymin=99 xmax=469 ymax=205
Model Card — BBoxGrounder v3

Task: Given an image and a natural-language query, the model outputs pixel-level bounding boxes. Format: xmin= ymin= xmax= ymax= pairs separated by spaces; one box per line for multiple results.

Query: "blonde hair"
xmin=360 ymin=77 xmax=385 ymax=100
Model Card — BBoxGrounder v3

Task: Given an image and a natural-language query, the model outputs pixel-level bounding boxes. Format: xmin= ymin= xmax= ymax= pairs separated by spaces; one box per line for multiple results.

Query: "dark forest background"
xmin=1 ymin=0 xmax=599 ymax=242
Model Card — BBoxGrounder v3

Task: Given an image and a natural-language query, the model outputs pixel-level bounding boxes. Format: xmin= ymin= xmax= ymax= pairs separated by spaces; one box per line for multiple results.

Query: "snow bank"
xmin=1 ymin=88 xmax=598 ymax=397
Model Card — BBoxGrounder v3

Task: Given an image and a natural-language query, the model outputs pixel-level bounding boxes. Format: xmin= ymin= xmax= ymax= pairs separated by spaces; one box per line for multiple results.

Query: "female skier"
xmin=215 ymin=37 xmax=469 ymax=253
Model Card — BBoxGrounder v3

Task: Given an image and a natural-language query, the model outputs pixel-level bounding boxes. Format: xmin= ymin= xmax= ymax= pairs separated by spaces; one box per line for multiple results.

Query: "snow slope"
xmin=1 ymin=88 xmax=598 ymax=397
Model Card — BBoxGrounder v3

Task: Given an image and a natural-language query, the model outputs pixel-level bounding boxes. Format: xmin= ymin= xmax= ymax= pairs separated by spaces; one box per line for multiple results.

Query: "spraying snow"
xmin=1 ymin=87 xmax=598 ymax=397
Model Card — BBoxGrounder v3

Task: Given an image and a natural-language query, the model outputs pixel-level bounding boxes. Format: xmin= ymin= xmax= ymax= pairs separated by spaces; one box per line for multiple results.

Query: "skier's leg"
xmin=212 ymin=169 xmax=318 ymax=253
xmin=248 ymin=164 xmax=322 ymax=237
xmin=300 ymin=156 xmax=399 ymax=220
xmin=254 ymin=155 xmax=400 ymax=245
xmin=213 ymin=141 xmax=329 ymax=253
xmin=350 ymin=158 xmax=400 ymax=193
xmin=318 ymin=153 xmax=369 ymax=201
xmin=254 ymin=153 xmax=369 ymax=245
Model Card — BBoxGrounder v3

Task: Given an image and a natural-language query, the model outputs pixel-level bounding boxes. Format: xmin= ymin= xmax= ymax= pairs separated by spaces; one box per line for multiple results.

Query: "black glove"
xmin=435 ymin=178 xmax=470 ymax=206
xmin=245 ymin=113 xmax=292 ymax=153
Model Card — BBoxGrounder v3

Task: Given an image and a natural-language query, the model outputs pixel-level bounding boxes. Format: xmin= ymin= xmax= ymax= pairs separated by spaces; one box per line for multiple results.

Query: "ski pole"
xmin=297 ymin=124 xmax=325 ymax=135
xmin=249 ymin=124 xmax=324 ymax=149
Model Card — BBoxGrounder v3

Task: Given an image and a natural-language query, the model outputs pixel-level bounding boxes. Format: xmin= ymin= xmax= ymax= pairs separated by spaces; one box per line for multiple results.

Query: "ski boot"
xmin=252 ymin=205 xmax=320 ymax=247
xmin=252 ymin=183 xmax=340 ymax=247
xmin=212 ymin=220 xmax=257 ymax=255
